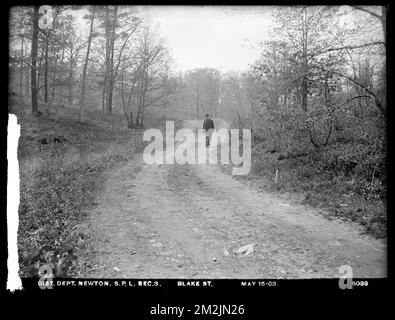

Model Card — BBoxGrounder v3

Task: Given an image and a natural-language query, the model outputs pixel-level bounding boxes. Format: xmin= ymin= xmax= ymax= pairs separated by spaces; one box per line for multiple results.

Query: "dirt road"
xmin=79 ymin=120 xmax=386 ymax=278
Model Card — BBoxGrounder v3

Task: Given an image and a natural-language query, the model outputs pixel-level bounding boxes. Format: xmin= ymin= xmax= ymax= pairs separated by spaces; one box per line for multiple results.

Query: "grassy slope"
xmin=220 ymin=140 xmax=386 ymax=239
xmin=13 ymin=97 xmax=148 ymax=277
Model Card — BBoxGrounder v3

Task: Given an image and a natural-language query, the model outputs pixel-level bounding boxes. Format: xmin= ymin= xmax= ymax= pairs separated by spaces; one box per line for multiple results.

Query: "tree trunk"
xmin=129 ymin=110 xmax=134 ymax=128
xmin=101 ymin=79 xmax=106 ymax=114
xmin=135 ymin=82 xmax=142 ymax=127
xmin=51 ymin=49 xmax=60 ymax=102
xmin=381 ymin=6 xmax=386 ymax=46
xmin=44 ymin=33 xmax=49 ymax=103
xmin=59 ymin=36 xmax=65 ymax=105
xmin=69 ymin=51 xmax=73 ymax=105
xmin=196 ymin=87 xmax=200 ymax=118
xmin=105 ymin=6 xmax=117 ymax=113
xmin=25 ymin=65 xmax=30 ymax=97
xmin=120 ymin=67 xmax=131 ymax=127
xmin=140 ymin=109 xmax=144 ymax=128
xmin=104 ymin=6 xmax=110 ymax=113
xmin=140 ymin=77 xmax=146 ymax=128
xmin=135 ymin=68 xmax=144 ymax=127
xmin=126 ymin=69 xmax=139 ymax=128
xmin=302 ymin=78 xmax=307 ymax=111
xmin=31 ymin=7 xmax=39 ymax=114
xmin=80 ymin=7 xmax=95 ymax=122
xmin=107 ymin=86 xmax=113 ymax=113
xmin=37 ymin=45 xmax=44 ymax=99
xmin=19 ymin=35 xmax=24 ymax=96
xmin=301 ymin=7 xmax=308 ymax=112
xmin=135 ymin=110 xmax=140 ymax=127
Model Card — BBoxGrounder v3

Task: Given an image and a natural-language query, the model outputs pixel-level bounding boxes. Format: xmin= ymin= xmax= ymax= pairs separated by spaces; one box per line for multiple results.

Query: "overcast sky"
xmin=68 ymin=5 xmax=383 ymax=73
xmin=136 ymin=6 xmax=275 ymax=72
xmin=70 ymin=6 xmax=275 ymax=73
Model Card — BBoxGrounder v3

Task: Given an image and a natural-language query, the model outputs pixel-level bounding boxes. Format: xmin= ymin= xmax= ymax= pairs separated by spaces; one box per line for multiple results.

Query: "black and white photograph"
xmin=6 ymin=4 xmax=387 ymax=296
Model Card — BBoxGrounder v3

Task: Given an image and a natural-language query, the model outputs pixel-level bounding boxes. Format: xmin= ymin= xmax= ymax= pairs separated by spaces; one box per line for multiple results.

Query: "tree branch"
xmin=319 ymin=41 xmax=385 ymax=54
xmin=352 ymin=6 xmax=382 ymax=20
xmin=319 ymin=67 xmax=385 ymax=117
xmin=331 ymin=95 xmax=373 ymax=113
xmin=308 ymin=127 xmax=320 ymax=148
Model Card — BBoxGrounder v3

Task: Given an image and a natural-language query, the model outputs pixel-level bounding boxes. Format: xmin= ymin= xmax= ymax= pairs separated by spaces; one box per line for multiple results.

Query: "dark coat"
xmin=203 ymin=118 xmax=215 ymax=131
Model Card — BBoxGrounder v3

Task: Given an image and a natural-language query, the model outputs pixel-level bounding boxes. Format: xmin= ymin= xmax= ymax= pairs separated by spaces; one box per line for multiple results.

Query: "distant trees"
xmin=89 ymin=6 xmax=141 ymax=114
xmin=9 ymin=5 xmax=178 ymax=126
xmin=184 ymin=69 xmax=204 ymax=118
xmin=62 ymin=16 xmax=84 ymax=106
xmin=38 ymin=6 xmax=64 ymax=104
xmin=9 ymin=8 xmax=30 ymax=97
xmin=183 ymin=68 xmax=221 ymax=118
xmin=219 ymin=71 xmax=256 ymax=127
xmin=10 ymin=6 xmax=83 ymax=113
xmin=120 ymin=24 xmax=178 ymax=128
xmin=170 ymin=68 xmax=258 ymax=130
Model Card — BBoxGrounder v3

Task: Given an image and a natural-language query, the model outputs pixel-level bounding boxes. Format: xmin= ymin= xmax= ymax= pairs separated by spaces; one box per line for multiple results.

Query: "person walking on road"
xmin=203 ymin=113 xmax=215 ymax=146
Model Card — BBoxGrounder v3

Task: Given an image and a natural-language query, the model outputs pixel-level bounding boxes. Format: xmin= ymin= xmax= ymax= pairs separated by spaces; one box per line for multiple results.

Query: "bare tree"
xmin=80 ymin=6 xmax=95 ymax=122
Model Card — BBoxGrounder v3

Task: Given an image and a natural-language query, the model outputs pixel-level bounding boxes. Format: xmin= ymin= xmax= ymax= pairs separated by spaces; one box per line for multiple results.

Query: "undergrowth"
xmin=223 ymin=139 xmax=386 ymax=239
xmin=14 ymin=98 xmax=147 ymax=277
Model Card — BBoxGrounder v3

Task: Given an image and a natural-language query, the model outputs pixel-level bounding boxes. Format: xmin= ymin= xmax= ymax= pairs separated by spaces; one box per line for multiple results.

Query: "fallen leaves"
xmin=17 ymin=104 xmax=145 ymax=277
